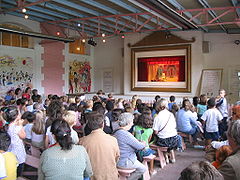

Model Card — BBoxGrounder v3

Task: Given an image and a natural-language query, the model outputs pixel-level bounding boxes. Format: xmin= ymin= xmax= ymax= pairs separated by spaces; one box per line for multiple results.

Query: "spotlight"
xmin=56 ymin=31 xmax=60 ymax=36
xmin=76 ymin=47 xmax=80 ymax=51
xmin=88 ymin=38 xmax=97 ymax=46
xmin=103 ymin=39 xmax=106 ymax=43
xmin=22 ymin=8 xmax=26 ymax=13
xmin=77 ymin=23 xmax=81 ymax=27
xmin=82 ymin=39 xmax=86 ymax=43
xmin=24 ymin=14 xmax=28 ymax=19
xmin=102 ymin=33 xmax=105 ymax=37
xmin=121 ymin=35 xmax=125 ymax=39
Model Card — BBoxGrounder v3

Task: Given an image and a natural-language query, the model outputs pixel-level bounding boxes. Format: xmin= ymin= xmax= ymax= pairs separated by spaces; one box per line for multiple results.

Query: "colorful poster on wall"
xmin=0 ymin=55 xmax=33 ymax=95
xmin=69 ymin=60 xmax=91 ymax=93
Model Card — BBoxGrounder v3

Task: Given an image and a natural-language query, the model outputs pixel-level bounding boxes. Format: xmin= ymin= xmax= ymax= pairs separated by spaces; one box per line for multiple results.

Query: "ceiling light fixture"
xmin=103 ymin=39 xmax=106 ymax=43
xmin=56 ymin=31 xmax=60 ymax=36
xmin=102 ymin=33 xmax=105 ymax=37
xmin=77 ymin=23 xmax=81 ymax=27
xmin=22 ymin=8 xmax=26 ymax=13
xmin=24 ymin=14 xmax=28 ymax=19
xmin=82 ymin=39 xmax=86 ymax=43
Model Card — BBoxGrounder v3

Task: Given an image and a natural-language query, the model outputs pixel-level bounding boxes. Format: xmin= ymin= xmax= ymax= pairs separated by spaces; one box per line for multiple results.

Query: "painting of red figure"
xmin=137 ymin=56 xmax=185 ymax=82
xmin=69 ymin=60 xmax=91 ymax=94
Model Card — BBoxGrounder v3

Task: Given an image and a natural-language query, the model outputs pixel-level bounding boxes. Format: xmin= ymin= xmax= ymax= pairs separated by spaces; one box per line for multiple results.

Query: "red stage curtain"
xmin=137 ymin=56 xmax=185 ymax=82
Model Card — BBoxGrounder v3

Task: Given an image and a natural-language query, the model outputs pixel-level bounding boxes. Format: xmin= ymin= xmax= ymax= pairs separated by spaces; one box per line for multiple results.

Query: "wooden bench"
xmin=178 ymin=132 xmax=193 ymax=150
xmin=143 ymin=154 xmax=156 ymax=180
xmin=149 ymin=144 xmax=175 ymax=168
xmin=117 ymin=167 xmax=136 ymax=180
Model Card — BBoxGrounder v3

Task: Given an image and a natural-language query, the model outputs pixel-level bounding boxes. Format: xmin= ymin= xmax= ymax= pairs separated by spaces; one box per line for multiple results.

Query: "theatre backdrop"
xmin=130 ymin=31 xmax=193 ymax=92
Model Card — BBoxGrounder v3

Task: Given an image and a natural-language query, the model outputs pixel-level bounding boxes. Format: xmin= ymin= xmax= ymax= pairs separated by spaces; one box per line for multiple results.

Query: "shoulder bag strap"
xmin=157 ymin=113 xmax=171 ymax=134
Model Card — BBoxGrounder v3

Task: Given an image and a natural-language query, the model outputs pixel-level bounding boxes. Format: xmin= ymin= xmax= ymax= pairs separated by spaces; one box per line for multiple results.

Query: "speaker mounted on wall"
xmin=202 ymin=41 xmax=210 ymax=53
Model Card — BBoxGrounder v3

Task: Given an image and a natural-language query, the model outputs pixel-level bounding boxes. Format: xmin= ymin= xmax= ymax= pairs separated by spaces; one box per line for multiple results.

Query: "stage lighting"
xmin=88 ymin=38 xmax=97 ymax=46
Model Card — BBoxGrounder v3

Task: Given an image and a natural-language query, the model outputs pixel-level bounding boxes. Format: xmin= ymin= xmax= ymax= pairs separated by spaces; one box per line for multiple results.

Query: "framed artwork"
xmin=131 ymin=44 xmax=191 ymax=92
xmin=200 ymin=69 xmax=223 ymax=97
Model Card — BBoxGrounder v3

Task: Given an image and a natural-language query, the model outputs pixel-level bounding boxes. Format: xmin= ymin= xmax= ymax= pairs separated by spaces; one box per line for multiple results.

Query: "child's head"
xmin=207 ymin=97 xmax=216 ymax=108
xmin=219 ymin=89 xmax=226 ymax=98
xmin=182 ymin=99 xmax=191 ymax=111
xmin=199 ymin=94 xmax=207 ymax=105
xmin=136 ymin=113 xmax=153 ymax=129
xmin=169 ymin=95 xmax=175 ymax=102
xmin=75 ymin=96 xmax=81 ymax=104
xmin=21 ymin=111 xmax=36 ymax=123
xmin=155 ymin=95 xmax=161 ymax=102
xmin=32 ymin=89 xmax=38 ymax=96
xmin=112 ymin=108 xmax=124 ymax=122
xmin=63 ymin=110 xmax=77 ymax=127
xmin=192 ymin=96 xmax=199 ymax=106
xmin=3 ymin=106 xmax=19 ymax=124
xmin=216 ymin=145 xmax=232 ymax=164
xmin=0 ymin=130 xmax=11 ymax=151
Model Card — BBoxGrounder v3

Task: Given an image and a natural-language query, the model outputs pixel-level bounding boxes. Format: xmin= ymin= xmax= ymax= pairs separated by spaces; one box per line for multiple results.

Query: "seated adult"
xmin=177 ymin=99 xmax=199 ymax=144
xmin=153 ymin=99 xmax=182 ymax=150
xmin=113 ymin=112 xmax=146 ymax=180
xmin=38 ymin=118 xmax=93 ymax=179
xmin=79 ymin=112 xmax=120 ymax=180
xmin=218 ymin=120 xmax=240 ymax=180
xmin=179 ymin=161 xmax=223 ymax=180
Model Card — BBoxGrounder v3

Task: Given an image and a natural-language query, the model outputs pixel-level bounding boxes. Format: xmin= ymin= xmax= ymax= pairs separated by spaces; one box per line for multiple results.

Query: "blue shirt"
xmin=168 ymin=102 xmax=176 ymax=111
xmin=177 ymin=109 xmax=198 ymax=133
xmin=197 ymin=104 xmax=207 ymax=116
xmin=216 ymin=97 xmax=228 ymax=118
xmin=113 ymin=129 xmax=145 ymax=166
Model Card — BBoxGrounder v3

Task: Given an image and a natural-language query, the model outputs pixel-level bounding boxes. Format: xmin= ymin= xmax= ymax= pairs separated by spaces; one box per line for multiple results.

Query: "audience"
xmin=201 ymin=97 xmax=223 ymax=149
xmin=153 ymin=99 xmax=182 ymax=151
xmin=79 ymin=112 xmax=120 ymax=180
xmin=38 ymin=119 xmax=93 ymax=179
xmin=177 ymin=99 xmax=199 ymax=145
xmin=218 ymin=120 xmax=240 ymax=180
xmin=0 ymin=87 xmax=238 ymax=179
xmin=3 ymin=106 xmax=26 ymax=177
xmin=114 ymin=112 xmax=146 ymax=180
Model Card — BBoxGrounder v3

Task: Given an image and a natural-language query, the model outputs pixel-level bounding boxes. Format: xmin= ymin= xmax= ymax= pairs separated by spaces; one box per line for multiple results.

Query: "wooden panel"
xmin=12 ymin=34 xmax=20 ymax=47
xmin=2 ymin=32 xmax=11 ymax=46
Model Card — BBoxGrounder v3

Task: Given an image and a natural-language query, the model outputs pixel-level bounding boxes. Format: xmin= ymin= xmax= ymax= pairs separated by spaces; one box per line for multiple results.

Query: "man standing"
xmin=79 ymin=112 xmax=120 ymax=180
xmin=216 ymin=89 xmax=228 ymax=138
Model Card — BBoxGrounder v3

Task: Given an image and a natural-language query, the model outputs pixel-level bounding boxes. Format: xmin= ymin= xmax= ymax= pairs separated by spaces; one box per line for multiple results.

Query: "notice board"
xmin=200 ymin=69 xmax=223 ymax=97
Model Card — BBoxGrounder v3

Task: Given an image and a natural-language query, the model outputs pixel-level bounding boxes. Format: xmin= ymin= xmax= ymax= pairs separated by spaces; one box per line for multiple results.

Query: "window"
xmin=69 ymin=38 xmax=85 ymax=55
xmin=0 ymin=24 xmax=32 ymax=48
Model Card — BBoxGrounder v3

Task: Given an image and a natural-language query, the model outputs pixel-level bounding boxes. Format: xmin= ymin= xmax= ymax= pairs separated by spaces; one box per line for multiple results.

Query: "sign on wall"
xmin=200 ymin=69 xmax=222 ymax=97
xmin=102 ymin=69 xmax=113 ymax=93
xmin=69 ymin=60 xmax=91 ymax=93
xmin=0 ymin=55 xmax=33 ymax=95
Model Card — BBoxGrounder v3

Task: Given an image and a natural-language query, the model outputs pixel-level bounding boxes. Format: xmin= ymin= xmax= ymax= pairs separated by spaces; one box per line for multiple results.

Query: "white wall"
xmin=94 ymin=36 xmax=124 ymax=94
xmin=203 ymin=33 xmax=240 ymax=103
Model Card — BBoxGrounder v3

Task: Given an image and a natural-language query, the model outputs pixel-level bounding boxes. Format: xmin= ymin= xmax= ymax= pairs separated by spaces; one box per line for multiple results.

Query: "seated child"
xmin=0 ymin=130 xmax=18 ymax=180
xmin=133 ymin=113 xmax=155 ymax=160
xmin=212 ymin=145 xmax=232 ymax=169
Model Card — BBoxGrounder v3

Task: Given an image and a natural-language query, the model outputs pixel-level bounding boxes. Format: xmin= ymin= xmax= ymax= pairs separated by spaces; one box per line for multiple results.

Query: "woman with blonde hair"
xmin=31 ymin=111 xmax=45 ymax=148
xmin=63 ymin=110 xmax=79 ymax=144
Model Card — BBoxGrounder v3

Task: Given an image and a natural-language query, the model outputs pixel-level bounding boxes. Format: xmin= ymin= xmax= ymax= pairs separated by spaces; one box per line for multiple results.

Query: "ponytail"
xmin=50 ymin=118 xmax=73 ymax=150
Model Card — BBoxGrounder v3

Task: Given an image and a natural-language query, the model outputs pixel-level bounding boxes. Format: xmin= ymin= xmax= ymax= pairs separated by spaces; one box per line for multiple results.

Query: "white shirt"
xmin=153 ymin=109 xmax=177 ymax=139
xmin=31 ymin=131 xmax=44 ymax=143
xmin=201 ymin=108 xmax=223 ymax=132
xmin=46 ymin=126 xmax=56 ymax=146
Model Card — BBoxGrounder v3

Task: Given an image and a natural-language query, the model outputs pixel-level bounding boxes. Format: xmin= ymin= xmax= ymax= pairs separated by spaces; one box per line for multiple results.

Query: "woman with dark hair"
xmin=22 ymin=87 xmax=31 ymax=100
xmin=45 ymin=100 xmax=64 ymax=148
xmin=3 ymin=106 xmax=26 ymax=177
xmin=38 ymin=119 xmax=93 ymax=179
xmin=15 ymin=88 xmax=22 ymax=99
